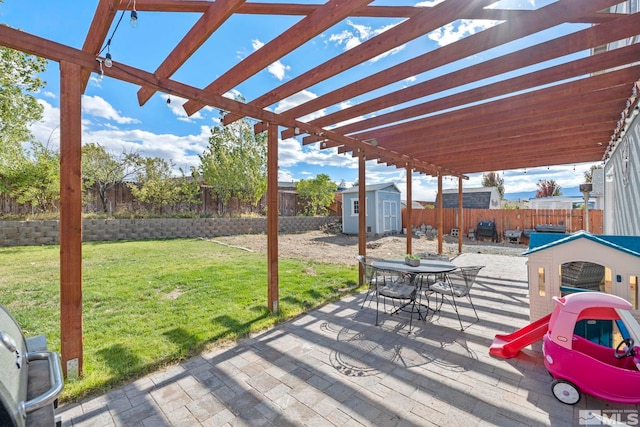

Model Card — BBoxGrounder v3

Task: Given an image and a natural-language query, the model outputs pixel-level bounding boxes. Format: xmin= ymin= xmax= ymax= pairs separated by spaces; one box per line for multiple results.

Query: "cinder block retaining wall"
xmin=0 ymin=217 xmax=338 ymax=247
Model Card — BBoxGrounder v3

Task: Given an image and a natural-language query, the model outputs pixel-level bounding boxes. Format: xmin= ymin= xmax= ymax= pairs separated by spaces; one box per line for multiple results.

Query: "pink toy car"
xmin=543 ymin=292 xmax=640 ymax=405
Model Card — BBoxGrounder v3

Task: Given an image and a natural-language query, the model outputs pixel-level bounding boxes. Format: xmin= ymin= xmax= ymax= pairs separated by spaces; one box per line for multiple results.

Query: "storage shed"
xmin=438 ymin=187 xmax=501 ymax=209
xmin=523 ymin=231 xmax=640 ymax=322
xmin=341 ymin=183 xmax=402 ymax=235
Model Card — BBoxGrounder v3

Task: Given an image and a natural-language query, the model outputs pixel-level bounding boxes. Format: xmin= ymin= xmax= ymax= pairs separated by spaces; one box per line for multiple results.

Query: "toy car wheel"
xmin=551 ymin=379 xmax=581 ymax=405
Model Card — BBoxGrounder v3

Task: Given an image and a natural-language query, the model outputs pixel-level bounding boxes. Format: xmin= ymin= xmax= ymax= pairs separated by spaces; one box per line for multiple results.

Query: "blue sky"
xmin=0 ymin=0 xmax=601 ymax=201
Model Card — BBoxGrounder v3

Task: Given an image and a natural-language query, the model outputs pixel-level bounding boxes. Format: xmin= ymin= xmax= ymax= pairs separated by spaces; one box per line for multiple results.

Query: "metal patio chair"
xmin=428 ymin=266 xmax=484 ymax=330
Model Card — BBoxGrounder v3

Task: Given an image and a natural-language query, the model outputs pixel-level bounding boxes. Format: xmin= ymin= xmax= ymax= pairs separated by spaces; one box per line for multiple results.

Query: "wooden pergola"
xmin=1 ymin=0 xmax=638 ymax=377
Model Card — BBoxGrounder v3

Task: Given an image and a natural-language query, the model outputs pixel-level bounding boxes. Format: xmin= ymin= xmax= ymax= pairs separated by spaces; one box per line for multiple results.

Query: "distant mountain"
xmin=504 ymin=186 xmax=582 ymax=201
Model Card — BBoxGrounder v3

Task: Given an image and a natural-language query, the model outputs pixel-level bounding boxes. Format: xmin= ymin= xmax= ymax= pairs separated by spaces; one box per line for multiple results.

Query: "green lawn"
xmin=0 ymin=238 xmax=359 ymax=402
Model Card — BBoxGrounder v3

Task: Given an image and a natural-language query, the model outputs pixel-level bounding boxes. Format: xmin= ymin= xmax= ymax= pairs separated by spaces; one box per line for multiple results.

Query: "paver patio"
xmin=58 ymin=253 xmax=640 ymax=426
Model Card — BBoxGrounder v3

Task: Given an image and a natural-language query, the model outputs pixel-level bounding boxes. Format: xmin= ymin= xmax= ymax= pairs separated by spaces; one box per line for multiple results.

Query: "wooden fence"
xmin=402 ymin=208 xmax=603 ymax=244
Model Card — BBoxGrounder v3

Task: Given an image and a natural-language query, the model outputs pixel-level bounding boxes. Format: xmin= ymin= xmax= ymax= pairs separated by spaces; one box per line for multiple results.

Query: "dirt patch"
xmin=211 ymin=229 xmax=525 ymax=264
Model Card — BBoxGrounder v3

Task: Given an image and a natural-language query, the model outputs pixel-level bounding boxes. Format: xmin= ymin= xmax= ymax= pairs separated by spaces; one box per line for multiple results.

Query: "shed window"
xmin=351 ymin=198 xmax=367 ymax=216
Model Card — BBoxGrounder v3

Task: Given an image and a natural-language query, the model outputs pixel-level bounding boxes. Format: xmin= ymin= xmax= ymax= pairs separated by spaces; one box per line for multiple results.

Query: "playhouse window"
xmin=631 ymin=275 xmax=638 ymax=310
xmin=538 ymin=267 xmax=545 ymax=296
xmin=559 ymin=261 xmax=605 ymax=296
xmin=604 ymin=267 xmax=612 ymax=294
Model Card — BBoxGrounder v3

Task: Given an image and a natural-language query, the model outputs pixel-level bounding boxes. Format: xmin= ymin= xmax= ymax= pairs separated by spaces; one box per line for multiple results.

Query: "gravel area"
xmin=211 ymin=229 xmax=526 ymax=264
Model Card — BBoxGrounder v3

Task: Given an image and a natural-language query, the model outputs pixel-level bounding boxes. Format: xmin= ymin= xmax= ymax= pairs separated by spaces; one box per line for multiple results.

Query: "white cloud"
xmin=278 ymin=168 xmax=295 ymax=182
xmin=82 ymin=95 xmax=140 ymax=124
xmin=274 ymin=90 xmax=327 ymax=122
xmin=370 ymin=45 xmax=406 ymax=63
xmin=267 ymin=61 xmax=290 ymax=81
xmin=415 ymin=0 xmax=446 ymax=6
xmin=278 ymin=137 xmax=358 ymax=170
xmin=487 ymin=0 xmax=538 ymax=9
xmin=30 ymin=99 xmax=61 ymax=148
xmin=30 ymin=98 xmax=210 ymax=173
xmin=428 ymin=19 xmax=501 ymax=47
xmin=251 ymin=39 xmax=264 ymax=50
xmin=162 ymin=94 xmax=205 ymax=122
xmin=42 ymin=91 xmax=56 ymax=99
xmin=329 ymin=29 xmax=360 ymax=50
xmin=252 ymin=38 xmax=290 ymax=81
xmin=223 ymin=89 xmax=242 ymax=100
xmin=328 ymin=20 xmax=405 ymax=61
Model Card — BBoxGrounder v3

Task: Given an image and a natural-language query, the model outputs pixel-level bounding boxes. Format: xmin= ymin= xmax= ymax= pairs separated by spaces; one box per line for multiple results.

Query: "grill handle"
xmin=19 ymin=351 xmax=64 ymax=419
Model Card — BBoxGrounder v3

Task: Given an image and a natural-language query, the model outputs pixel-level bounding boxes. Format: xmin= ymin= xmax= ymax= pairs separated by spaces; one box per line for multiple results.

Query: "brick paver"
xmin=58 ymin=253 xmax=640 ymax=426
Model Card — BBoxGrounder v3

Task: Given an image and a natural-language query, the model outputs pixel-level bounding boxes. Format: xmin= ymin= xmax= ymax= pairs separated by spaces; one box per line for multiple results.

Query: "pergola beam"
xmin=343 ymin=68 xmax=636 ymax=146
xmin=0 ymin=25 xmax=444 ymax=178
xmin=230 ymin=0 xmax=621 ymax=128
xmin=289 ymin=17 xmax=640 ymax=140
xmin=219 ymin=0 xmax=496 ymax=124
xmin=80 ymin=0 xmax=121 ymax=91
xmin=125 ymin=1 xmax=622 ymax=23
xmin=182 ymin=0 xmax=373 ymax=116
xmin=136 ymin=0 xmax=247 ymax=105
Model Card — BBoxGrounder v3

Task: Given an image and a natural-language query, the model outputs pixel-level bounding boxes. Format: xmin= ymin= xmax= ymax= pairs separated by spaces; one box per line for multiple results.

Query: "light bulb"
xmin=130 ymin=10 xmax=138 ymax=28
xmin=96 ymin=58 xmax=104 ymax=81
xmin=104 ymin=53 xmax=113 ymax=68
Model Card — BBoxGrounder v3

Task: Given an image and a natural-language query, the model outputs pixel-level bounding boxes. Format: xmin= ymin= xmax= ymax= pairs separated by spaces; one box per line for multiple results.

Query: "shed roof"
xmin=523 ymin=230 xmax=640 ymax=259
xmin=341 ymin=183 xmax=400 ymax=195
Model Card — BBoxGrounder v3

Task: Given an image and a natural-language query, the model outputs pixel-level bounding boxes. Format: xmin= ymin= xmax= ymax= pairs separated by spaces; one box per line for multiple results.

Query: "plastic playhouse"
xmin=490 ymin=292 xmax=640 ymax=405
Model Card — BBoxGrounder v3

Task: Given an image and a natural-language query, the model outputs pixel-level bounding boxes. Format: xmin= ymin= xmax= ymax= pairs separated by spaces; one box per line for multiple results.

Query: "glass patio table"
xmin=370 ymin=258 xmax=458 ymax=326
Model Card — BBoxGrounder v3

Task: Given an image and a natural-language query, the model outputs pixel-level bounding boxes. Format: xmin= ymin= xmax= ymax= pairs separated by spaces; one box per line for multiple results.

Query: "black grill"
xmin=0 ymin=304 xmax=63 ymax=427
xmin=476 ymin=221 xmax=497 ymax=242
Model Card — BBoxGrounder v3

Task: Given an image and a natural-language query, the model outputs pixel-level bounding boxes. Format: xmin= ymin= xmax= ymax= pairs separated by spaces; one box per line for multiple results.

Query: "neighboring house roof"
xmin=278 ymin=181 xmax=297 ymax=189
xmin=523 ymin=230 xmax=640 ymax=259
xmin=341 ymin=183 xmax=401 ymax=194
xmin=401 ymin=200 xmax=424 ymax=209
xmin=439 ymin=187 xmax=500 ymax=209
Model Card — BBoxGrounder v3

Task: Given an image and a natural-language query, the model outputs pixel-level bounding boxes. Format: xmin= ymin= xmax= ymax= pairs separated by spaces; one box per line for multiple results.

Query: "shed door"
xmin=383 ymin=201 xmax=397 ymax=232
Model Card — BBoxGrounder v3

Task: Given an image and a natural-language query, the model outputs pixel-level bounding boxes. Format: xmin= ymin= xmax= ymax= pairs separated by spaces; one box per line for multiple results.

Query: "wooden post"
xmin=59 ymin=61 xmax=83 ymax=378
xmin=458 ymin=177 xmax=463 ymax=254
xmin=358 ymin=150 xmax=366 ymax=285
xmin=267 ymin=123 xmax=279 ymax=313
xmin=437 ymin=173 xmax=443 ymax=254
xmin=406 ymin=164 xmax=412 ymax=255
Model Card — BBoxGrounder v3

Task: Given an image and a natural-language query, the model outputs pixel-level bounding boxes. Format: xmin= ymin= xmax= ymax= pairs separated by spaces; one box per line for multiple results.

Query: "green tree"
xmin=296 ymin=174 xmax=337 ymax=216
xmin=0 ymin=36 xmax=47 ymax=169
xmin=128 ymin=157 xmax=184 ymax=214
xmin=177 ymin=167 xmax=202 ymax=212
xmin=82 ymin=143 xmax=143 ymax=213
xmin=535 ymin=179 xmax=562 ymax=198
xmin=198 ymin=117 xmax=267 ymax=214
xmin=482 ymin=172 xmax=505 ymax=199
xmin=3 ymin=141 xmax=60 ymax=212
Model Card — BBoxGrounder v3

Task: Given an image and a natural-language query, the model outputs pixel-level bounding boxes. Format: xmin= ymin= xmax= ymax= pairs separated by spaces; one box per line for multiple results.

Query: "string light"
xmin=96 ymin=58 xmax=104 ymax=81
xmin=98 ymin=0 xmax=135 ymax=67
xmin=130 ymin=0 xmax=138 ymax=28
xmin=166 ymin=95 xmax=171 ymax=105
xmin=104 ymin=40 xmax=113 ymax=68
